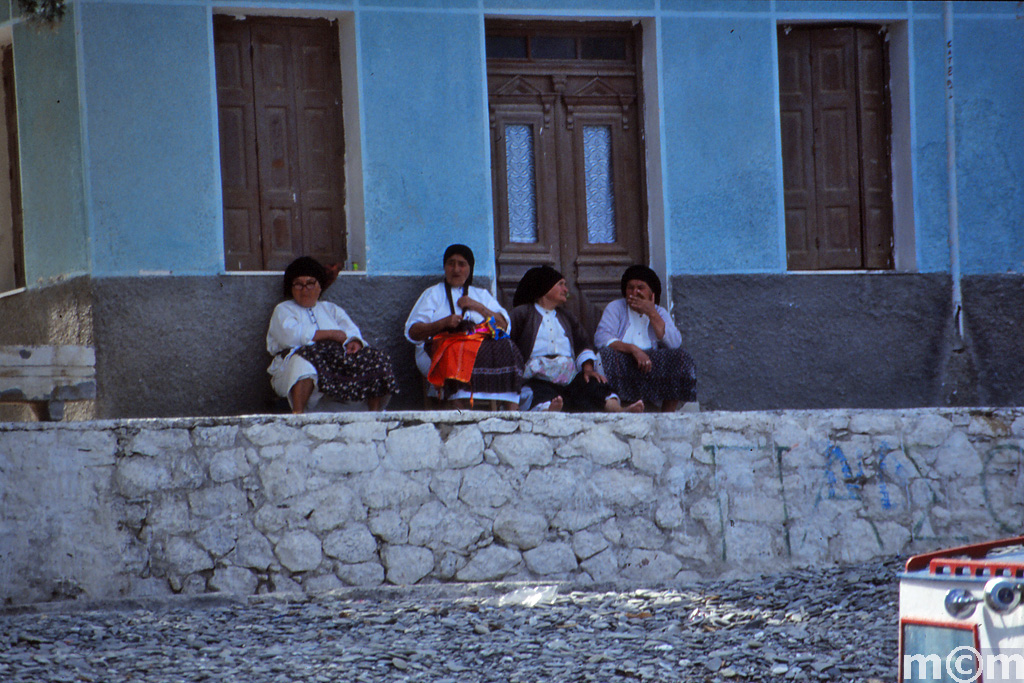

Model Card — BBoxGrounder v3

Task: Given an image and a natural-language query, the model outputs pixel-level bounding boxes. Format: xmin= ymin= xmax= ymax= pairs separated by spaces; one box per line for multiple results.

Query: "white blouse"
xmin=266 ymin=299 xmax=365 ymax=358
xmin=404 ymin=282 xmax=510 ymax=370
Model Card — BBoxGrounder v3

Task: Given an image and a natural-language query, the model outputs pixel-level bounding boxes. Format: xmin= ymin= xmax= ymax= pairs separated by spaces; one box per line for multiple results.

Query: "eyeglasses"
xmin=292 ymin=280 xmax=320 ymax=291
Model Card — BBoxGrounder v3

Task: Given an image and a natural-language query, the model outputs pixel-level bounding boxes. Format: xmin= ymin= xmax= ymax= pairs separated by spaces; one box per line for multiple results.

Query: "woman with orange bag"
xmin=405 ymin=244 xmax=523 ymax=409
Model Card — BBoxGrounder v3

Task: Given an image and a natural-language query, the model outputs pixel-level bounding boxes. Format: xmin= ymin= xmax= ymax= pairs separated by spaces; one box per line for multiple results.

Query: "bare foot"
xmin=625 ymin=400 xmax=645 ymax=413
xmin=546 ymin=396 xmax=564 ymax=412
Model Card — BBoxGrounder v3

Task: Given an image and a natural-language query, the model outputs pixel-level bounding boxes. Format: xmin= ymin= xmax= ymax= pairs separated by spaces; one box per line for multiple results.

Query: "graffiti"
xmin=815 ymin=441 xmax=910 ymax=510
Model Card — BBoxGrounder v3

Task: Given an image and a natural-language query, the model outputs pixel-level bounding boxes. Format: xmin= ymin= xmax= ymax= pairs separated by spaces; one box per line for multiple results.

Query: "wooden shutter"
xmin=855 ymin=28 xmax=893 ymax=269
xmin=215 ymin=19 xmax=262 ymax=271
xmin=2 ymin=45 xmax=24 ymax=289
xmin=779 ymin=26 xmax=893 ymax=271
xmin=215 ymin=17 xmax=346 ymax=272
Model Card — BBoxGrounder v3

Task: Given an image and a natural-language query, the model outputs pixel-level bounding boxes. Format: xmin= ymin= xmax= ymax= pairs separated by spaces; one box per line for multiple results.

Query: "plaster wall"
xmin=1 ymin=408 xmax=1021 ymax=605
xmin=78 ymin=2 xmax=222 ymax=276
xmin=13 ymin=4 xmax=89 ymax=284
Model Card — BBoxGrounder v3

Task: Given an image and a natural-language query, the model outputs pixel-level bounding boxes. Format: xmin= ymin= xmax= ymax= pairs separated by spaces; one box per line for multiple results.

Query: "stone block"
xmin=165 ymin=537 xmax=214 ymax=575
xmin=558 ymin=427 xmax=629 ymax=465
xmin=254 ymin=504 xmax=290 ymax=535
xmin=384 ymin=424 xmax=442 ymax=471
xmin=340 ymin=420 xmax=389 ymax=442
xmin=429 ymin=469 xmax=463 ymax=507
xmin=528 ymin=415 xmax=585 ymax=437
xmin=382 ymin=545 xmax=434 ymax=584
xmin=572 ymin=530 xmax=609 ymax=560
xmin=493 ymin=508 xmax=549 ymax=550
xmin=116 ymin=458 xmax=172 ymax=497
xmin=580 ymin=548 xmax=619 ymax=582
xmin=728 ymin=492 xmax=787 ymax=524
xmin=654 ymin=499 xmax=685 ymax=530
xmin=621 ymin=550 xmax=682 ymax=583
xmin=443 ymin=426 xmax=485 ymax=469
xmin=128 ymin=429 xmax=192 ymax=457
xmin=629 ymin=439 xmax=667 ymax=475
xmin=195 ymin=523 xmax=239 ymax=558
xmin=589 ymin=470 xmax=655 ymax=507
xmin=260 ymin=452 xmax=316 ymax=502
xmin=521 ymin=467 xmax=580 ymax=510
xmin=478 ymin=417 xmax=519 ymax=433
xmin=618 ymin=516 xmax=666 ymax=549
xmin=324 ymin=524 xmax=378 ymax=563
xmin=932 ymin=431 xmax=982 ymax=478
xmin=270 ymin=574 xmax=303 ymax=593
xmin=209 ymin=448 xmax=252 ymax=483
xmin=551 ymin=506 xmax=613 ymax=532
xmin=244 ymin=423 xmax=307 ymax=447
xmin=303 ymin=573 xmax=344 ymax=594
xmin=146 ymin=498 xmax=191 ymax=536
xmin=210 ymin=566 xmax=258 ymax=595
xmin=409 ymin=501 xmax=487 ymax=550
xmin=335 ymin=561 xmax=385 ymax=586
xmin=456 ymin=545 xmax=521 ymax=582
xmin=188 ymin=484 xmax=248 ymax=519
xmin=192 ymin=425 xmax=240 ymax=450
xmin=724 ymin=522 xmax=784 ymax=564
xmin=303 ymin=423 xmax=341 ymax=441
xmin=612 ymin=416 xmax=653 ymax=439
xmin=524 ymin=542 xmax=577 ymax=575
xmin=833 ymin=519 xmax=882 ymax=563
xmin=313 ymin=441 xmax=380 ymax=474
xmin=289 ymin=482 xmax=364 ymax=532
xmin=849 ymin=413 xmax=898 ymax=435
xmin=459 ymin=464 xmax=513 ymax=509
xmin=491 ymin=433 xmax=553 ymax=469
xmin=368 ymin=509 xmax=408 ymax=544
xmin=275 ymin=530 xmax=323 ymax=573
xmin=234 ymin=532 xmax=275 ymax=570
xmin=908 ymin=414 xmax=954 ymax=448
xmin=358 ymin=470 xmax=431 ymax=509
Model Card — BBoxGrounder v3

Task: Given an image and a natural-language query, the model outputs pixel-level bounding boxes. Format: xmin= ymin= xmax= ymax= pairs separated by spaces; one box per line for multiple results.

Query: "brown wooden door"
xmin=1 ymin=45 xmax=24 ymax=290
xmin=487 ymin=22 xmax=647 ymax=332
xmin=779 ymin=25 xmax=892 ymax=270
xmin=215 ymin=17 xmax=346 ymax=272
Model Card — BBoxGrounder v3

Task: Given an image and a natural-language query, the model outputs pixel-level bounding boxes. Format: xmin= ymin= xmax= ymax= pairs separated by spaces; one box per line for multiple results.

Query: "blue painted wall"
xmin=6 ymin=0 xmax=1022 ymax=282
xmin=79 ymin=2 xmax=222 ymax=276
xmin=661 ymin=15 xmax=781 ymax=275
xmin=359 ymin=8 xmax=495 ymax=276
xmin=13 ymin=5 xmax=89 ymax=284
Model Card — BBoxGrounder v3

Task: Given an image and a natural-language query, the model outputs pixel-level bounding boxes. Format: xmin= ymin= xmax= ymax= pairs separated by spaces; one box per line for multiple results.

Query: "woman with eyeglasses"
xmin=267 ymin=256 xmax=396 ymax=413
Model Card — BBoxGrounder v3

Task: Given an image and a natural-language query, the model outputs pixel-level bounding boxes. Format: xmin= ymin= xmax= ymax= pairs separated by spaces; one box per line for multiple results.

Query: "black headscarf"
xmin=513 ymin=265 xmax=564 ymax=308
xmin=621 ymin=265 xmax=662 ymax=305
xmin=282 ymin=256 xmax=327 ymax=300
xmin=443 ymin=244 xmax=475 ymax=314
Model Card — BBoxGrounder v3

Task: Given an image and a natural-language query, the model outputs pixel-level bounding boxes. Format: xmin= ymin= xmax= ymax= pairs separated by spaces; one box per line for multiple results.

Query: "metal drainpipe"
xmin=944 ymin=1 xmax=965 ymax=348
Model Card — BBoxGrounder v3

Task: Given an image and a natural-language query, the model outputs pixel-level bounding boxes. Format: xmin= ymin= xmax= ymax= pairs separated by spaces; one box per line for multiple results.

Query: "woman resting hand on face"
xmin=267 ymin=256 xmax=396 ymax=413
xmin=405 ymin=244 xmax=523 ymax=410
xmin=509 ymin=265 xmax=643 ymax=413
xmin=594 ymin=265 xmax=696 ymax=412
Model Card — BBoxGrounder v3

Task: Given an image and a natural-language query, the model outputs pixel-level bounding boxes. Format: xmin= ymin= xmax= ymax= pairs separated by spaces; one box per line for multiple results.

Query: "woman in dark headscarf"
xmin=267 ymin=256 xmax=396 ymax=413
xmin=594 ymin=265 xmax=696 ymax=411
xmin=404 ymin=244 xmax=523 ymax=409
xmin=509 ymin=265 xmax=643 ymax=413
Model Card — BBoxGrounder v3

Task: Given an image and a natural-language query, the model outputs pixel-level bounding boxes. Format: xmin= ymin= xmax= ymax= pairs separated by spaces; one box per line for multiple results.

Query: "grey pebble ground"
xmin=1 ymin=560 xmax=898 ymax=682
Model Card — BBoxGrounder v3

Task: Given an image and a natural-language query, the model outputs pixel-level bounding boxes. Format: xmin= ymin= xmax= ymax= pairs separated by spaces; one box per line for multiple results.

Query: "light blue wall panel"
xmin=661 ymin=16 xmax=781 ymax=274
xmin=954 ymin=18 xmax=1024 ymax=275
xmin=910 ymin=16 xmax=952 ymax=273
xmin=14 ymin=6 xmax=89 ymax=284
xmin=80 ymin=2 xmax=221 ymax=276
xmin=483 ymin=0 xmax=654 ymax=11
xmin=359 ymin=10 xmax=494 ymax=275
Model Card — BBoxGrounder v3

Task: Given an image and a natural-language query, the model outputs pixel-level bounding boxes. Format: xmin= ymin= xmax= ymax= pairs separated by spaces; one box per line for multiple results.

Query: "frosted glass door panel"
xmin=583 ymin=125 xmax=616 ymax=244
xmin=505 ymin=124 xmax=539 ymax=244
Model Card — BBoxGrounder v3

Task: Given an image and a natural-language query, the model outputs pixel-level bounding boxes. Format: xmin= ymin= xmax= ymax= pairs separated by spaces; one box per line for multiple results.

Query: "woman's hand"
xmin=581 ymin=361 xmax=607 ymax=384
xmin=631 ymin=347 xmax=652 ymax=373
xmin=313 ymin=329 xmax=347 ymax=344
xmin=345 ymin=339 xmax=363 ymax=355
xmin=443 ymin=313 xmax=464 ymax=330
xmin=626 ymin=294 xmax=658 ymax=317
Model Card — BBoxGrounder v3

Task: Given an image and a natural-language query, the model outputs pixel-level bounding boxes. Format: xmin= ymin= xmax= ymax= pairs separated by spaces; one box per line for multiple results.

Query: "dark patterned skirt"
xmin=526 ymin=372 xmax=615 ymax=413
xmin=599 ymin=347 xmax=697 ymax=406
xmin=296 ymin=340 xmax=397 ymax=402
xmin=438 ymin=337 xmax=524 ymax=399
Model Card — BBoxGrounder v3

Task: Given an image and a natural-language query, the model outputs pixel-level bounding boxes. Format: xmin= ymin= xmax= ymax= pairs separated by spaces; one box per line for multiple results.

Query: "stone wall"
xmin=2 ymin=408 xmax=1022 ymax=605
